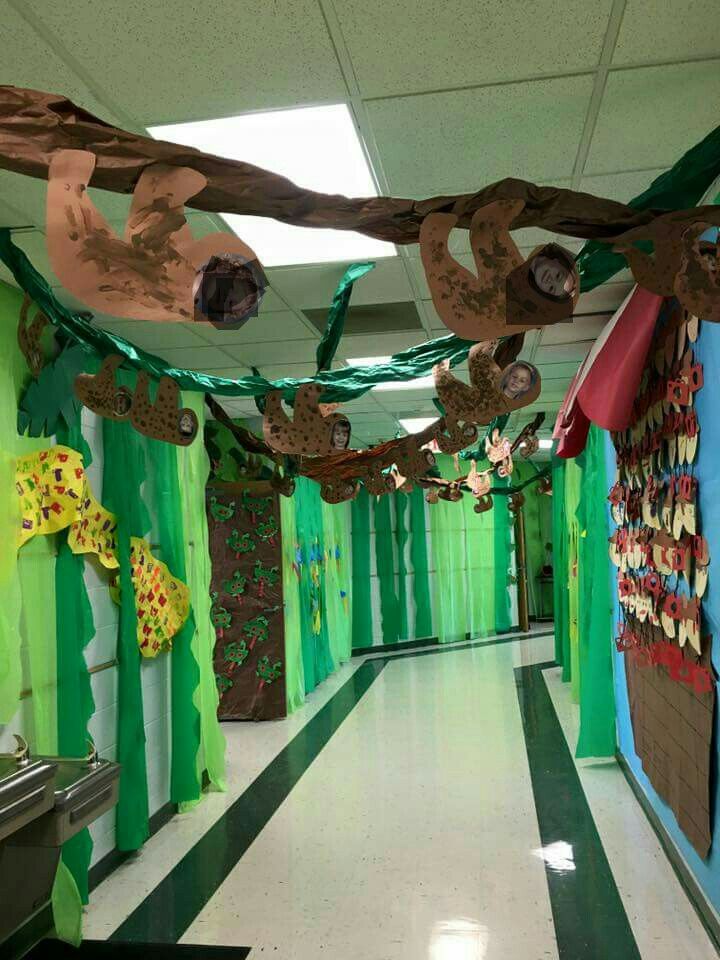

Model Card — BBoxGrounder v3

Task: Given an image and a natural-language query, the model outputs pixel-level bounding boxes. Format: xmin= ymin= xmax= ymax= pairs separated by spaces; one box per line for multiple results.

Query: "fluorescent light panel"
xmin=538 ymin=439 xmax=553 ymax=449
xmin=346 ymin=356 xmax=435 ymax=390
xmin=149 ymin=105 xmax=395 ymax=268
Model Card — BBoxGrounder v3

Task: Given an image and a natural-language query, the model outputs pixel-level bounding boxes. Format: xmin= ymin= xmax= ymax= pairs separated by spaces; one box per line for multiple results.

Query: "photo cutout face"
xmin=331 ymin=419 xmax=351 ymax=450
xmin=113 ymin=387 xmax=133 ymax=418
xmin=178 ymin=410 xmax=198 ymax=442
xmin=193 ymin=254 xmax=267 ymax=330
xmin=501 ymin=362 xmax=537 ymax=400
xmin=529 ymin=253 xmax=576 ymax=299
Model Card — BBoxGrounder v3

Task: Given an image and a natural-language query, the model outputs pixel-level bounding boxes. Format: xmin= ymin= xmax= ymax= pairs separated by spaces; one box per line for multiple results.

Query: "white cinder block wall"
xmin=0 ymin=409 xmax=173 ymax=868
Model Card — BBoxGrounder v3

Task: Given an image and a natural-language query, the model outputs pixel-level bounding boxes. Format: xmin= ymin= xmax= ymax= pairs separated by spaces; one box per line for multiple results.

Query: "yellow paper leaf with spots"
xmin=110 ymin=537 xmax=190 ymax=658
xmin=16 ymin=446 xmax=85 ymax=547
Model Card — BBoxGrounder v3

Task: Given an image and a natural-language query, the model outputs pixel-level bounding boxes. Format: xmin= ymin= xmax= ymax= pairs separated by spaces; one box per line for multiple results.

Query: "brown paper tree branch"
xmin=1 ymin=85 xmax=715 ymax=245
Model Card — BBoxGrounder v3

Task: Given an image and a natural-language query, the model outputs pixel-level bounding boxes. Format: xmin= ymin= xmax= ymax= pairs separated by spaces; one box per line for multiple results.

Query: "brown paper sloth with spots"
xmin=18 ymin=294 xmax=48 ymax=378
xmin=263 ymin=382 xmax=351 ymax=457
xmin=46 ymin=148 xmax=264 ymax=326
xmin=420 ymin=200 xmax=579 ymax=341
xmin=433 ymin=342 xmax=540 ymax=454
xmin=613 ymin=210 xmax=720 ymax=322
xmin=75 ymin=354 xmax=198 ymax=445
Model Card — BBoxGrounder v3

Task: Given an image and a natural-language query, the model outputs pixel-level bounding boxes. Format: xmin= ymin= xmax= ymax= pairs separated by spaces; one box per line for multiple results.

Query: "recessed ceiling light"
xmin=399 ymin=417 xmax=437 ymax=433
xmin=149 ymin=105 xmax=396 ymax=268
xmin=346 ymin=356 xmax=435 ymax=391
xmin=538 ymin=438 xmax=553 ymax=449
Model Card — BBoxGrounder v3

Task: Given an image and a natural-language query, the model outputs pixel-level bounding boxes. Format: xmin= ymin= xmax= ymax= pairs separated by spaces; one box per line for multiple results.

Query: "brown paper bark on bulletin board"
xmin=625 ymin=651 xmax=714 ymax=858
xmin=207 ymin=481 xmax=286 ymax=721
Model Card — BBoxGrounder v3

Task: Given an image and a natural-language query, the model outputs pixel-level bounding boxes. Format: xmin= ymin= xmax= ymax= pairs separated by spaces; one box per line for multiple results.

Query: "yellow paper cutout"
xmin=16 ymin=445 xmax=189 ymax=656
xmin=17 ymin=446 xmax=86 ymax=547
xmin=67 ymin=484 xmax=119 ymax=570
xmin=110 ymin=538 xmax=190 ymax=658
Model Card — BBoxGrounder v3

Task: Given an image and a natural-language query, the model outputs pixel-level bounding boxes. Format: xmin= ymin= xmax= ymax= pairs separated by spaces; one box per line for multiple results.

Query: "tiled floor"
xmin=81 ymin=630 xmax=718 ymax=958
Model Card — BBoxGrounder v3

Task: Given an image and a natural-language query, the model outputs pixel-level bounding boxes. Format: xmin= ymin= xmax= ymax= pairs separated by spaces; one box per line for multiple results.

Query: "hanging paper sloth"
xmin=263 ymin=382 xmax=352 ymax=457
xmin=46 ymin=149 xmax=266 ymax=328
xmin=419 ymin=199 xmax=579 ymax=340
xmin=74 ymin=354 xmax=198 ymax=445
xmin=433 ymin=341 xmax=541 ymax=453
xmin=18 ymin=294 xmax=48 ymax=377
xmin=612 ymin=210 xmax=720 ymax=322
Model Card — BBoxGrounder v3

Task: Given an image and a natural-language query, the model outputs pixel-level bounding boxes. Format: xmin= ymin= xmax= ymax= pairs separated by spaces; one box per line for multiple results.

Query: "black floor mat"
xmin=24 ymin=942 xmax=251 ymax=960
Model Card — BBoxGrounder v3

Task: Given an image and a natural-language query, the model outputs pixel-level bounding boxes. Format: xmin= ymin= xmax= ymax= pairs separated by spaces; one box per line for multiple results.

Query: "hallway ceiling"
xmin=1 ymin=0 xmax=718 ymax=445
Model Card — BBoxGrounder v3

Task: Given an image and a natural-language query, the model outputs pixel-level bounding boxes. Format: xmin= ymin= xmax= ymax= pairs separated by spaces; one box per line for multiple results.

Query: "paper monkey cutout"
xmin=485 ymin=429 xmax=513 ymax=478
xmin=46 ymin=149 xmax=266 ymax=327
xmin=263 ymin=383 xmax=351 ymax=457
xmin=613 ymin=211 xmax=720 ymax=322
xmin=319 ymin=478 xmax=360 ymax=504
xmin=420 ymin=200 xmax=579 ymax=340
xmin=18 ymin=294 xmax=48 ymax=378
xmin=75 ymin=354 xmax=198 ymax=446
xmin=434 ymin=342 xmax=540 ymax=454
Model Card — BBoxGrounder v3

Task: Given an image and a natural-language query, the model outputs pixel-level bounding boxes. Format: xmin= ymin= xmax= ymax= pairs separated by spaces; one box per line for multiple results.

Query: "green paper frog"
xmin=256 ymin=655 xmax=283 ymax=686
xmin=222 ymin=570 xmax=248 ymax=598
xmin=226 ymin=529 xmax=255 ymax=556
xmin=210 ymin=496 xmax=236 ymax=523
xmin=224 ymin=639 xmax=249 ymax=668
xmin=243 ymin=614 xmax=270 ymax=648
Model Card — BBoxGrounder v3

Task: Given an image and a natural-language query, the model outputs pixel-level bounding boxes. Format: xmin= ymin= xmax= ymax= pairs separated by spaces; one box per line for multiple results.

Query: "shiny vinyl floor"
xmin=82 ymin=630 xmax=718 ymax=959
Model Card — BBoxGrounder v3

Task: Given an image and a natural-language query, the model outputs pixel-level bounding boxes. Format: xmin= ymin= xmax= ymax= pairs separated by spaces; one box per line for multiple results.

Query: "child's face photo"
xmin=502 ymin=363 xmax=536 ymax=399
xmin=530 ymin=254 xmax=575 ymax=299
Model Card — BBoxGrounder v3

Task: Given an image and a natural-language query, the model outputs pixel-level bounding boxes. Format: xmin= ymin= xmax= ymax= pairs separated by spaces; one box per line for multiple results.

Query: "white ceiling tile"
xmin=92 ymin=319 xmax=207 ymax=350
xmin=335 ymin=0 xmax=612 ymax=98
xmin=223 ymin=339 xmax=319 ymax=367
xmin=613 ymin=1 xmax=720 ymax=66
xmin=151 ymin=344 xmax=233 ymax=369
xmin=539 ymin=314 xmax=610 ymax=345
xmin=268 ymin=257 xmax=406 ymax=310
xmin=534 ymin=341 xmax=593 ymax=364
xmin=366 ymin=75 xmax=595 ymax=197
xmin=576 ymin=281 xmax=633 ymax=313
xmin=585 ymin=60 xmax=720 ymax=175
xmin=191 ymin=311 xmax=315 ymax=345
xmin=338 ymin=332 xmax=426 ymax=359
xmin=0 ymin=1 xmax=122 ymax=121
xmin=23 ymin=0 xmax=348 ymax=123
xmin=579 ymin=169 xmax=668 ymax=205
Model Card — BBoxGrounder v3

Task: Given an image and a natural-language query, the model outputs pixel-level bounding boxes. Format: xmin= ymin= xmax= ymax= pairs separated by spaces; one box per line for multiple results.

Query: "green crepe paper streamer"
xmin=350 ymin=487 xmax=373 ymax=648
xmin=575 ymin=426 xmax=616 ymax=758
xmin=147 ymin=435 xmax=201 ymax=805
xmin=430 ymin=455 xmax=468 ymax=644
xmin=53 ymin=413 xmax=95 ymax=930
xmin=177 ymin=392 xmax=226 ymax=796
xmin=280 ymin=492 xmax=305 ymax=713
xmin=394 ymin=493 xmax=409 ymax=640
xmin=462 ymin=490 xmax=495 ymax=637
xmin=321 ymin=500 xmax=352 ymax=668
xmin=409 ymin=488 xmax=433 ymax=640
xmin=51 ymin=859 xmax=83 ymax=947
xmin=564 ymin=455 xmax=583 ymax=700
xmin=551 ymin=451 xmax=570 ymax=673
xmin=316 ymin=262 xmax=375 ymax=372
xmin=294 ymin=478 xmax=334 ymax=693
xmin=102 ymin=399 xmax=151 ymax=852
xmin=374 ymin=494 xmax=401 ymax=645
xmin=576 ymin=122 xmax=720 ymax=291
xmin=492 ymin=477 xmax=513 ymax=633
xmin=0 ymin=230 xmax=471 ymax=403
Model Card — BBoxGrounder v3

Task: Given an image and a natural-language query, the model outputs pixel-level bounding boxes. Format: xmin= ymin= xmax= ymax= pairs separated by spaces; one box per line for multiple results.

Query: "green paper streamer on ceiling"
xmin=316 ymin=262 xmax=375 ymax=372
